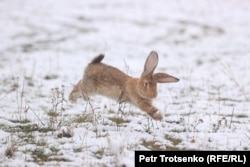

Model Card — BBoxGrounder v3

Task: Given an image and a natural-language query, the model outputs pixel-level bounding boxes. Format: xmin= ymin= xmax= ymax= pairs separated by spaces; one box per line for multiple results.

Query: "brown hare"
xmin=69 ymin=51 xmax=179 ymax=120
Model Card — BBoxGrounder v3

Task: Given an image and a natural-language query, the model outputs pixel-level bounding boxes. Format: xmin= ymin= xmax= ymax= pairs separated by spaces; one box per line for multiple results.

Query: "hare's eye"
xmin=144 ymin=82 xmax=149 ymax=87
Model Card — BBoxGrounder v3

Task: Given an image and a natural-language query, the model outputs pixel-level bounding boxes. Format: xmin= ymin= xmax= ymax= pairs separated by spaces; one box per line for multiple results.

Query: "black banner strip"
xmin=135 ymin=151 xmax=250 ymax=167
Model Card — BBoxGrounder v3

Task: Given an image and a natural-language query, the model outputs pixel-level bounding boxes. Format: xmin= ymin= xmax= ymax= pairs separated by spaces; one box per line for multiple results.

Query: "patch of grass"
xmin=235 ymin=114 xmax=248 ymax=118
xmin=9 ymin=119 xmax=31 ymax=124
xmin=2 ymin=124 xmax=38 ymax=134
xmin=32 ymin=148 xmax=49 ymax=163
xmin=0 ymin=124 xmax=14 ymax=133
xmin=73 ymin=147 xmax=83 ymax=153
xmin=140 ymin=135 xmax=182 ymax=151
xmin=93 ymin=147 xmax=105 ymax=159
xmin=29 ymin=146 xmax=67 ymax=164
xmin=108 ymin=116 xmax=130 ymax=125
xmin=47 ymin=111 xmax=59 ymax=117
xmin=243 ymin=147 xmax=249 ymax=151
xmin=57 ymin=127 xmax=74 ymax=138
xmin=165 ymin=146 xmax=181 ymax=151
xmin=18 ymin=124 xmax=38 ymax=133
xmin=5 ymin=144 xmax=18 ymax=158
xmin=37 ymin=127 xmax=55 ymax=133
xmin=141 ymin=139 xmax=162 ymax=150
xmin=170 ymin=128 xmax=186 ymax=133
xmin=48 ymin=156 xmax=71 ymax=162
xmin=36 ymin=140 xmax=47 ymax=147
xmin=50 ymin=146 xmax=59 ymax=154
xmin=21 ymin=133 xmax=36 ymax=144
xmin=73 ymin=115 xmax=92 ymax=123
xmin=1 ymin=122 xmax=55 ymax=136
xmin=165 ymin=135 xmax=182 ymax=146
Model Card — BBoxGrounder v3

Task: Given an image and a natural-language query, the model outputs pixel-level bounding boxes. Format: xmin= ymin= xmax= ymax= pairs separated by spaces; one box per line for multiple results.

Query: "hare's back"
xmin=84 ymin=63 xmax=129 ymax=99
xmin=86 ymin=63 xmax=128 ymax=82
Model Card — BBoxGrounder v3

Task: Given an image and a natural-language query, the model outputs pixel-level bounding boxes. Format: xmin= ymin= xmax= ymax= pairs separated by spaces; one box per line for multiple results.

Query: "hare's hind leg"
xmin=69 ymin=79 xmax=89 ymax=103
xmin=137 ymin=101 xmax=163 ymax=120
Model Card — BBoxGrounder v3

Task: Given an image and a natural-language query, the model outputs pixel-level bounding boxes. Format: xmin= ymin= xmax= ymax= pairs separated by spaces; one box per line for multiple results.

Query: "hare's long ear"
xmin=141 ymin=51 xmax=158 ymax=77
xmin=153 ymin=73 xmax=179 ymax=83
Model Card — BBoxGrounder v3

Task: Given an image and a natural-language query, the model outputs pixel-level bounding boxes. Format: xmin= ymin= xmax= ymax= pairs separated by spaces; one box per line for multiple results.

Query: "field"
xmin=0 ymin=0 xmax=250 ymax=166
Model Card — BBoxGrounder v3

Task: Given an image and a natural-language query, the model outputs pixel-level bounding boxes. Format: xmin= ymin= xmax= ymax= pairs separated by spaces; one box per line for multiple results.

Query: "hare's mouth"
xmin=138 ymin=90 xmax=157 ymax=99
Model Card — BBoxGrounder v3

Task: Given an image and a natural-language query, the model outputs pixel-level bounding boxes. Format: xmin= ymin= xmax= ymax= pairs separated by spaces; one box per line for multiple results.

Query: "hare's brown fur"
xmin=69 ymin=51 xmax=179 ymax=120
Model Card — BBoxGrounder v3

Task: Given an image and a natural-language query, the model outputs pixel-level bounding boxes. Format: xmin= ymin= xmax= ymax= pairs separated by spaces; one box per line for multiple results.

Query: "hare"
xmin=69 ymin=51 xmax=179 ymax=120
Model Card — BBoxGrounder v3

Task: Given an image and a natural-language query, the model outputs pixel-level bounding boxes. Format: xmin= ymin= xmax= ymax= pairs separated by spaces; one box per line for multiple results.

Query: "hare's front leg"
xmin=137 ymin=100 xmax=163 ymax=120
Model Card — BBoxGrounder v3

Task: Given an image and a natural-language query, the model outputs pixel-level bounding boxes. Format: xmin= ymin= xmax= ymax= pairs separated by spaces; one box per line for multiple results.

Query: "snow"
xmin=0 ymin=0 xmax=250 ymax=166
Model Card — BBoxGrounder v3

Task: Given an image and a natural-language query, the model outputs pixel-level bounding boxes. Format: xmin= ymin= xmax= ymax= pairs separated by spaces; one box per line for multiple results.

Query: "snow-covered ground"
xmin=0 ymin=0 xmax=250 ymax=166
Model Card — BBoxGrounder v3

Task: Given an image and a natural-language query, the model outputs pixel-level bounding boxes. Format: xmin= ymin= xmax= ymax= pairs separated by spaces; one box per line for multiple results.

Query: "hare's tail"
xmin=90 ymin=54 xmax=104 ymax=64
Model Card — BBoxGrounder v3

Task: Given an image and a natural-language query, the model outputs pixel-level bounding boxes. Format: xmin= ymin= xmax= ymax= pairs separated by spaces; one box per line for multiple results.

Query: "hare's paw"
xmin=148 ymin=107 xmax=163 ymax=121
xmin=152 ymin=112 xmax=163 ymax=120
